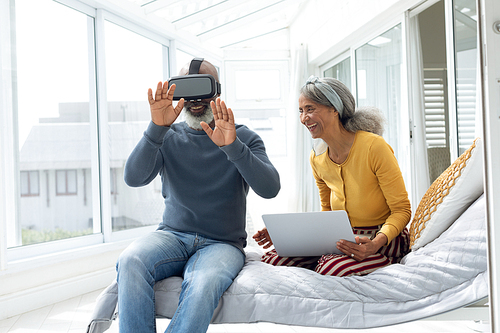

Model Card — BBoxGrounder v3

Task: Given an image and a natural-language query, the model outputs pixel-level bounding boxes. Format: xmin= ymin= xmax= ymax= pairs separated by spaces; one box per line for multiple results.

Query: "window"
xmin=323 ymin=57 xmax=352 ymax=90
xmin=56 ymin=170 xmax=78 ymax=195
xmin=4 ymin=0 xmax=173 ymax=255
xmin=176 ymin=49 xmax=195 ymax=75
xmin=20 ymin=171 xmax=39 ymax=197
xmin=12 ymin=0 xmax=97 ymax=247
xmin=225 ymin=60 xmax=288 ymax=157
xmin=354 ymin=24 xmax=410 ymax=189
xmin=224 ymin=60 xmax=289 ymax=241
xmin=355 ymin=25 xmax=404 ymax=161
xmin=104 ymin=21 xmax=166 ymax=232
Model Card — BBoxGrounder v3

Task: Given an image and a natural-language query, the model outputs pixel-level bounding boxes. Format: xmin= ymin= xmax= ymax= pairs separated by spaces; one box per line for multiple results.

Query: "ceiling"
xmin=124 ymin=0 xmax=309 ymax=49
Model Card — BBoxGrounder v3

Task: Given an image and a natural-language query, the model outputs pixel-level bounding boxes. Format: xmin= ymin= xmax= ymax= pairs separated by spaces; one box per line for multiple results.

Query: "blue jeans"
xmin=116 ymin=230 xmax=246 ymax=333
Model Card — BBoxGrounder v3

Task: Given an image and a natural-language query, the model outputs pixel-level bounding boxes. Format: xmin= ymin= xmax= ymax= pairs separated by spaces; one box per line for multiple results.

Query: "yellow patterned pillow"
xmin=410 ymin=138 xmax=483 ymax=250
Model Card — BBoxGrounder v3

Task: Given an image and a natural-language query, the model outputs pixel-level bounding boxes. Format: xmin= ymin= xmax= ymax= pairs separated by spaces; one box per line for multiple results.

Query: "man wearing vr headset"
xmin=116 ymin=58 xmax=281 ymax=333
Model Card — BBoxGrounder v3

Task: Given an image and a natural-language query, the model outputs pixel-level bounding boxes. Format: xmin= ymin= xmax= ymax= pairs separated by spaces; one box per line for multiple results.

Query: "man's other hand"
xmin=201 ymin=98 xmax=236 ymax=147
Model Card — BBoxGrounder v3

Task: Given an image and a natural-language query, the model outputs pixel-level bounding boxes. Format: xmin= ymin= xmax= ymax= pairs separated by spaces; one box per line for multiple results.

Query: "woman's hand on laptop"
xmin=253 ymin=228 xmax=273 ymax=249
xmin=337 ymin=233 xmax=388 ymax=261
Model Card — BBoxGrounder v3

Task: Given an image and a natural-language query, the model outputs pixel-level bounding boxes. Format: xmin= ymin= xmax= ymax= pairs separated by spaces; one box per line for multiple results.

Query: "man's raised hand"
xmin=148 ymin=81 xmax=185 ymax=127
xmin=201 ymin=98 xmax=236 ymax=147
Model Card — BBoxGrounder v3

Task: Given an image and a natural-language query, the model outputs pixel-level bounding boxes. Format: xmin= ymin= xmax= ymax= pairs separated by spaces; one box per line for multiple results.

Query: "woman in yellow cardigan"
xmin=254 ymin=76 xmax=411 ymax=277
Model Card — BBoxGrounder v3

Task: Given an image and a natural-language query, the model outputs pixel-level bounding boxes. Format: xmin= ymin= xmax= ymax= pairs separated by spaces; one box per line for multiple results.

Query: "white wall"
xmin=0 ymin=241 xmax=125 ymax=320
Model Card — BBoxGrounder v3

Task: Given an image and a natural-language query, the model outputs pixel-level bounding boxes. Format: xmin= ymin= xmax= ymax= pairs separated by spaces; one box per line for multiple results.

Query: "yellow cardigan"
xmin=310 ymin=131 xmax=411 ymax=244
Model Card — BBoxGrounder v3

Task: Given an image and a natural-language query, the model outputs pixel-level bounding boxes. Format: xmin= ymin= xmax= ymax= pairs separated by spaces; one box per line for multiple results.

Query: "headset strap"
xmin=188 ymin=58 xmax=204 ymax=74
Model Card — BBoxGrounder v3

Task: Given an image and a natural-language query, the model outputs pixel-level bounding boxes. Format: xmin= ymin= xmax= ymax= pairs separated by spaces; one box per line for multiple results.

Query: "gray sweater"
xmin=124 ymin=121 xmax=280 ymax=252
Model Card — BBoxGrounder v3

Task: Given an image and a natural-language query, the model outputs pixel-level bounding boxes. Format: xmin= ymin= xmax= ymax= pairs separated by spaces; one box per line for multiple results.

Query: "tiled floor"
xmin=0 ymin=288 xmax=490 ymax=333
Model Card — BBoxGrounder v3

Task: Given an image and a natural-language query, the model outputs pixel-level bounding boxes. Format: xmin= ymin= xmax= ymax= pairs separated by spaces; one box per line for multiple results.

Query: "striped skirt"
xmin=261 ymin=225 xmax=410 ymax=277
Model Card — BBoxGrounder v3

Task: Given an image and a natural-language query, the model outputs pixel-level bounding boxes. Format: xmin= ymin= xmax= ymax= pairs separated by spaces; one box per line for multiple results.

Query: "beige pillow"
xmin=409 ymin=138 xmax=484 ymax=250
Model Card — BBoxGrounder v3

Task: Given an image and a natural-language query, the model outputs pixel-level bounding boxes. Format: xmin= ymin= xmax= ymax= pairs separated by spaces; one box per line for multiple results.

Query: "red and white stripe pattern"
xmin=261 ymin=226 xmax=410 ymax=277
xmin=261 ymin=250 xmax=320 ymax=270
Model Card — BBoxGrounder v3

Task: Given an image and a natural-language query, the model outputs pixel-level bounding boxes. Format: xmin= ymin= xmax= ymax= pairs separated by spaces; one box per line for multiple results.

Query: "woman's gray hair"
xmin=300 ymin=77 xmax=385 ymax=136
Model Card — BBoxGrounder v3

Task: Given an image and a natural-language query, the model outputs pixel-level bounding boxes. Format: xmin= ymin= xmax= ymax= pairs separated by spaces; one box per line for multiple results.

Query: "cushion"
xmin=409 ymin=138 xmax=483 ymax=250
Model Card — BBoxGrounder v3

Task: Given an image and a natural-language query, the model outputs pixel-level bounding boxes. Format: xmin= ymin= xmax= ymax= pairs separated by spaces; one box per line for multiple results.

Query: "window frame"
xmin=319 ymin=50 xmax=353 ymax=89
xmin=2 ymin=0 xmax=103 ymax=259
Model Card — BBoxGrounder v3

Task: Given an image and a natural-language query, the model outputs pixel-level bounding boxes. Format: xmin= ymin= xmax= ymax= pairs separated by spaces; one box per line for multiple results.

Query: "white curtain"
xmin=409 ymin=15 xmax=430 ymax=204
xmin=287 ymin=43 xmax=319 ymax=213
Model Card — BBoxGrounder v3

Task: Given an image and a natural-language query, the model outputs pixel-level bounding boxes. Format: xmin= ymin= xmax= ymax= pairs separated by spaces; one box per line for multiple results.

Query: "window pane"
xmin=104 ymin=21 xmax=166 ymax=231
xmin=223 ymin=60 xmax=289 ymax=245
xmin=67 ymin=170 xmax=78 ymax=194
xmin=13 ymin=0 xmax=95 ymax=247
xmin=323 ymin=57 xmax=351 ymax=90
xmin=29 ymin=171 xmax=40 ymax=195
xmin=56 ymin=171 xmax=67 ymax=195
xmin=355 ymin=25 xmax=403 ymax=161
xmin=20 ymin=172 xmax=29 ymax=196
xmin=176 ymin=49 xmax=195 ymax=75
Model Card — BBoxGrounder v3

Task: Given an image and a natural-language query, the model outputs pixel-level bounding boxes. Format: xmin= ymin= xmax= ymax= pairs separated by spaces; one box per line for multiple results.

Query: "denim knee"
xmin=116 ymin=247 xmax=151 ymax=281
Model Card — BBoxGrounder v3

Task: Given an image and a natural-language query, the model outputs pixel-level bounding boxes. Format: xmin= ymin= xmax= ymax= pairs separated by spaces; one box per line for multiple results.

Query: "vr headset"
xmin=168 ymin=58 xmax=221 ymax=101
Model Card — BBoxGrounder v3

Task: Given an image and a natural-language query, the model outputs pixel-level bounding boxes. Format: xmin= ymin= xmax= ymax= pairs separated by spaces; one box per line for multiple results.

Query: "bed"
xmin=87 ymin=138 xmax=488 ymax=332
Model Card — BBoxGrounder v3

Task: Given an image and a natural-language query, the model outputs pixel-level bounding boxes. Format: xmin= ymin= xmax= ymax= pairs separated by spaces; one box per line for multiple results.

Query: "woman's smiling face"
xmin=298 ymin=94 xmax=337 ymax=139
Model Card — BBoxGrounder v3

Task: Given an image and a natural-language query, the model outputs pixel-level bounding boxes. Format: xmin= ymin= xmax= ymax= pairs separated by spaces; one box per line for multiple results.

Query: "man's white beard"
xmin=183 ymin=106 xmax=214 ymax=130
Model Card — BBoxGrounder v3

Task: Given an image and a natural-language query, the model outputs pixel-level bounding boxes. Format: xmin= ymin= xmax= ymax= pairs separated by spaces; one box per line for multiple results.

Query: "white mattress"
xmin=87 ymin=195 xmax=488 ymax=332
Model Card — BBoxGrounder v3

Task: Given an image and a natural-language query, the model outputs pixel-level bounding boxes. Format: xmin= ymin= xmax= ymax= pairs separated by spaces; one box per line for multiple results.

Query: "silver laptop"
xmin=261 ymin=210 xmax=356 ymax=257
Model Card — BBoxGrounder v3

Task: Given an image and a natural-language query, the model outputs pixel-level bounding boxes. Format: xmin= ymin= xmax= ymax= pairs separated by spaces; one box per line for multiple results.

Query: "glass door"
xmin=407 ymin=0 xmax=479 ymax=203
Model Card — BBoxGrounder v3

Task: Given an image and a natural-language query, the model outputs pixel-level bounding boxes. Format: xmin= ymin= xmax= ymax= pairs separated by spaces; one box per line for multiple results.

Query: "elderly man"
xmin=116 ymin=58 xmax=280 ymax=333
